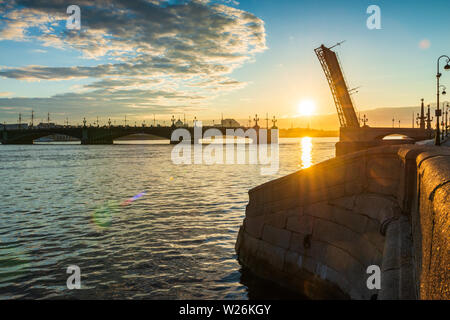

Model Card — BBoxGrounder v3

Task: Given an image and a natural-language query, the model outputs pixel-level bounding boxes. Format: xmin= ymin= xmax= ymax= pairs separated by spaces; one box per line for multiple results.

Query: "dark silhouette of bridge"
xmin=335 ymin=126 xmax=434 ymax=155
xmin=339 ymin=126 xmax=433 ymax=142
xmin=0 ymin=125 xmax=277 ymax=145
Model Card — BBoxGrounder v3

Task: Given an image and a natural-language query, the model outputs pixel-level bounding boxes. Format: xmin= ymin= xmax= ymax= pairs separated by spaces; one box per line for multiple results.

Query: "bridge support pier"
xmin=257 ymin=129 xmax=278 ymax=144
xmin=1 ymin=129 xmax=9 ymax=144
xmin=81 ymin=127 xmax=114 ymax=144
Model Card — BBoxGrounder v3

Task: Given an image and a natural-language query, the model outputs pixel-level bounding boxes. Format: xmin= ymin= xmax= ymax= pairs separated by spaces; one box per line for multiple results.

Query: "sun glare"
xmin=300 ymin=137 xmax=312 ymax=169
xmin=297 ymin=100 xmax=316 ymax=116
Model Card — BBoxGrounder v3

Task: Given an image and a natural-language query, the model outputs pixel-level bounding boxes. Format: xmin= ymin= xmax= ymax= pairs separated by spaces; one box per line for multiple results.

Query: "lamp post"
xmin=445 ymin=102 xmax=450 ymax=136
xmin=442 ymin=101 xmax=449 ymax=137
xmin=437 ymin=85 xmax=447 ymax=142
xmin=435 ymin=55 xmax=450 ymax=145
xmin=362 ymin=114 xmax=368 ymax=127
xmin=442 ymin=119 xmax=445 ymax=141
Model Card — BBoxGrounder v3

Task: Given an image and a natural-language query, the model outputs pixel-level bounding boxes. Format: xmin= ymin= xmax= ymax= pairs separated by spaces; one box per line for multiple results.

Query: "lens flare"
xmin=91 ymin=200 xmax=120 ymax=228
xmin=120 ymin=191 xmax=147 ymax=207
xmin=91 ymin=191 xmax=147 ymax=229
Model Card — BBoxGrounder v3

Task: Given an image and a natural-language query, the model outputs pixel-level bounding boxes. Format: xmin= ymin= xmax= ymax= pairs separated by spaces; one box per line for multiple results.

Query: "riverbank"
xmin=235 ymin=144 xmax=450 ymax=299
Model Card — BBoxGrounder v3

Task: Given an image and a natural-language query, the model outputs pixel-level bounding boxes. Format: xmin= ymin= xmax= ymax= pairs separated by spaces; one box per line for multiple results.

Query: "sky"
xmin=0 ymin=0 xmax=450 ymax=127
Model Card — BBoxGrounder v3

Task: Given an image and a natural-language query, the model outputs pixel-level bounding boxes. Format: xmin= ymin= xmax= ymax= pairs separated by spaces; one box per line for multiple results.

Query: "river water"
xmin=0 ymin=137 xmax=337 ymax=299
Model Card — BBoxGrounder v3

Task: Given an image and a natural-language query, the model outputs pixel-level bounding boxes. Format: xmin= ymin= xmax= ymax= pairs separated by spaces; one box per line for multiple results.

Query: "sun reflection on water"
xmin=300 ymin=137 xmax=312 ymax=169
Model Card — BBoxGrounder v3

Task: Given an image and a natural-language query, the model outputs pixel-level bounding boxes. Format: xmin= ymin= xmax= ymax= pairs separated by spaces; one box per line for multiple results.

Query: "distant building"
xmin=175 ymin=119 xmax=184 ymax=128
xmin=220 ymin=119 xmax=240 ymax=128
xmin=0 ymin=123 xmax=29 ymax=130
xmin=37 ymin=122 xmax=57 ymax=128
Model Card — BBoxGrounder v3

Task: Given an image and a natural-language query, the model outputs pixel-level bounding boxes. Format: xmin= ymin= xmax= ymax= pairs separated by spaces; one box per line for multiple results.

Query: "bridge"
xmin=315 ymin=43 xmax=437 ymax=155
xmin=335 ymin=126 xmax=435 ymax=155
xmin=0 ymin=124 xmax=277 ymax=145
xmin=339 ymin=126 xmax=433 ymax=142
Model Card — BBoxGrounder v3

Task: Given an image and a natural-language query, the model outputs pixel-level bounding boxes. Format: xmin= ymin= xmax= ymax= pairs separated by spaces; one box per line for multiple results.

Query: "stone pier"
xmin=235 ymin=144 xmax=449 ymax=299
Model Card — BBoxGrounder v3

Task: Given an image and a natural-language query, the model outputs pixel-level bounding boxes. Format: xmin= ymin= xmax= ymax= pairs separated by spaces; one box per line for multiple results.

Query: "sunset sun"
xmin=297 ymin=100 xmax=316 ymax=116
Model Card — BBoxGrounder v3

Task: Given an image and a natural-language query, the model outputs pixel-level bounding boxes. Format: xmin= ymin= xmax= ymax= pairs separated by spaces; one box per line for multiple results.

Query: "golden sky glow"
xmin=1 ymin=1 xmax=450 ymax=129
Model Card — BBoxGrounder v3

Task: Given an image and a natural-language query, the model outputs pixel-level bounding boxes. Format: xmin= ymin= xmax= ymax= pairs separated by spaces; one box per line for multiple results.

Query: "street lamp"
xmin=437 ymin=85 xmax=447 ymax=141
xmin=435 ymin=55 xmax=450 ymax=145
xmin=445 ymin=102 xmax=450 ymax=137
xmin=442 ymin=118 xmax=445 ymax=141
xmin=441 ymin=101 xmax=449 ymax=137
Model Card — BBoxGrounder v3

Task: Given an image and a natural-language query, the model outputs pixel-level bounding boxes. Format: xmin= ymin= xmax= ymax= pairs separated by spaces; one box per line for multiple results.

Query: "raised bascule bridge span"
xmin=315 ymin=43 xmax=434 ymax=155
xmin=235 ymin=43 xmax=449 ymax=300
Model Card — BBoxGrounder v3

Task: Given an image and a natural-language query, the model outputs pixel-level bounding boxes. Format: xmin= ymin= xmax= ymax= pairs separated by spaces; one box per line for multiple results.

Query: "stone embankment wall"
xmin=413 ymin=149 xmax=450 ymax=299
xmin=235 ymin=145 xmax=450 ymax=300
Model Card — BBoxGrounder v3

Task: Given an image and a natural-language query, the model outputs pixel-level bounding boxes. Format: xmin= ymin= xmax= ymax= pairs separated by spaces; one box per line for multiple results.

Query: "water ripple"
xmin=0 ymin=138 xmax=336 ymax=299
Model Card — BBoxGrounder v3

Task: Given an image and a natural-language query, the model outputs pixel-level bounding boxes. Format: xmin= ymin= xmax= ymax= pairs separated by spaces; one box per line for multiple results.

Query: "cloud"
xmin=0 ymin=88 xmax=207 ymax=118
xmin=0 ymin=0 xmax=266 ymax=117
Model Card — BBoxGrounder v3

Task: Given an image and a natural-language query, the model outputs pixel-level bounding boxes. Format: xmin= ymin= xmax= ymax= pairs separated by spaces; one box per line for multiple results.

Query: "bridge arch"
xmin=340 ymin=127 xmax=432 ymax=143
xmin=1 ymin=128 xmax=83 ymax=144
xmin=33 ymin=133 xmax=81 ymax=143
xmin=108 ymin=127 xmax=173 ymax=142
xmin=113 ymin=133 xmax=171 ymax=144
xmin=379 ymin=133 xmax=415 ymax=141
